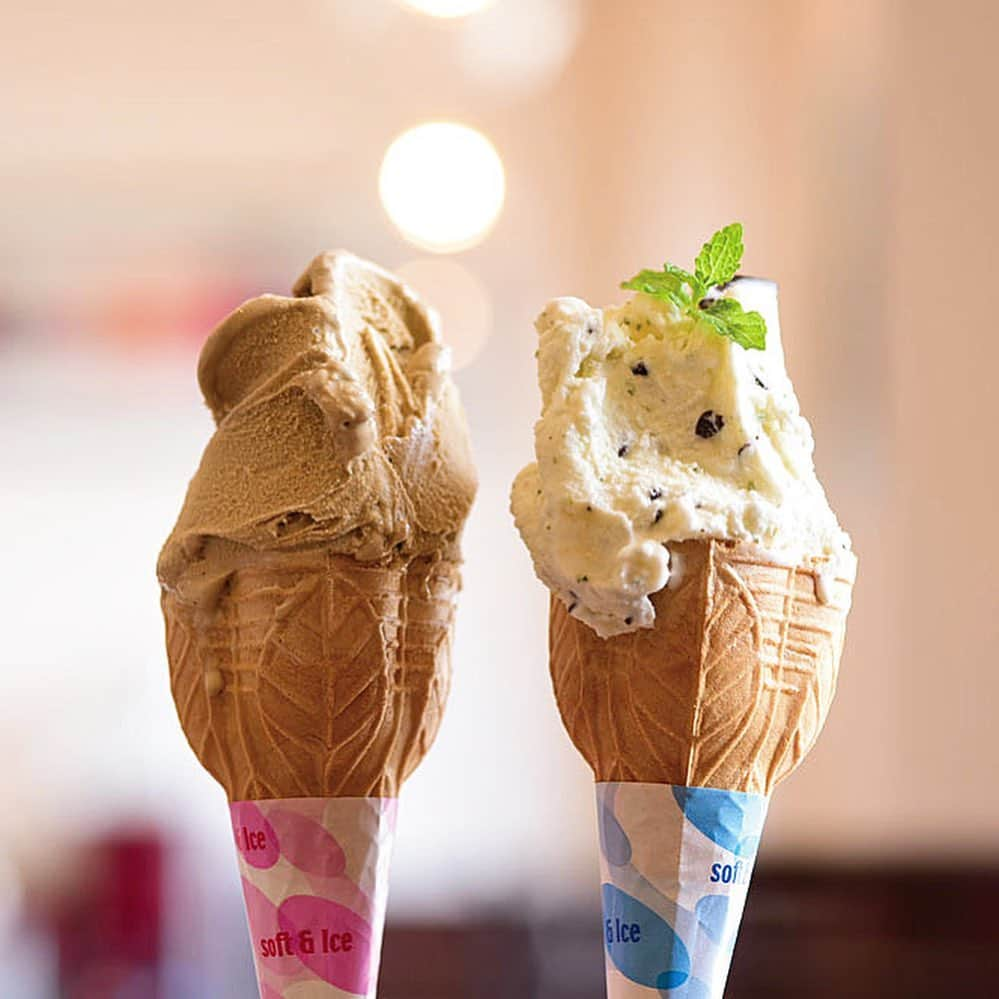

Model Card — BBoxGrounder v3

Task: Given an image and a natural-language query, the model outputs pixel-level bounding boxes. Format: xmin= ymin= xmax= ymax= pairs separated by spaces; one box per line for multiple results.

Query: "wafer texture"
xmin=163 ymin=552 xmax=459 ymax=799
xmin=549 ymin=540 xmax=855 ymax=795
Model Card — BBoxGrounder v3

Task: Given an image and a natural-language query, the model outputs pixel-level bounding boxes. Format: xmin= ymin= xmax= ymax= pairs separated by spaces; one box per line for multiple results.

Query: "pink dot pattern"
xmin=231 ymin=797 xmax=398 ymax=999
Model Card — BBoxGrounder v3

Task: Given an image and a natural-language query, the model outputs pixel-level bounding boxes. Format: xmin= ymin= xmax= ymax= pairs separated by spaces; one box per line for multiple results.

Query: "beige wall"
xmin=889 ymin=0 xmax=999 ymax=852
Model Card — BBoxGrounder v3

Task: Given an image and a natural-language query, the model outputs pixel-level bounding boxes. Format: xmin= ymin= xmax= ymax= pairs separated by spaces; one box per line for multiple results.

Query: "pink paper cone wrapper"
xmin=230 ymin=797 xmax=397 ymax=999
xmin=596 ymin=783 xmax=768 ymax=998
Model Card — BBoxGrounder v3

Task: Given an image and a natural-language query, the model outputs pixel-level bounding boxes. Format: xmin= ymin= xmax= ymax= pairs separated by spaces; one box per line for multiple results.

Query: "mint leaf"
xmin=700 ymin=298 xmax=742 ymax=318
xmin=663 ymin=262 xmax=696 ymax=287
xmin=700 ymin=297 xmax=766 ymax=350
xmin=621 ymin=222 xmax=767 ymax=350
xmin=694 ymin=222 xmax=744 ymax=290
xmin=621 ymin=269 xmax=690 ymax=311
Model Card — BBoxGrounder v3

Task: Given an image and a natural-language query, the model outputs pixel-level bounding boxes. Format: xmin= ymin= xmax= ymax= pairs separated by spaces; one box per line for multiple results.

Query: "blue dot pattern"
xmin=671 ymin=786 xmax=767 ymax=858
xmin=596 ymin=783 xmax=768 ymax=998
xmin=694 ymin=896 xmax=729 ymax=945
xmin=602 ymin=884 xmax=691 ymax=988
xmin=600 ymin=803 xmax=633 ymax=866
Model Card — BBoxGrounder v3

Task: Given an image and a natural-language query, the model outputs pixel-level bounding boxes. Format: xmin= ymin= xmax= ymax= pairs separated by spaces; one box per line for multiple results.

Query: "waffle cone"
xmin=162 ymin=551 xmax=459 ymax=800
xmin=549 ymin=539 xmax=855 ymax=795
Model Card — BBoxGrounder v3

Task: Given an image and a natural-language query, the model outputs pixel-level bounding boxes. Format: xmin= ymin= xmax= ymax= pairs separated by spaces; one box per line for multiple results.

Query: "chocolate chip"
xmin=631 ymin=361 xmax=649 ymax=376
xmin=695 ymin=411 xmax=725 ymax=439
xmin=649 ymin=488 xmax=662 ymax=500
xmin=618 ymin=444 xmax=629 ymax=457
xmin=624 ymin=616 xmax=633 ymax=625
xmin=653 ymin=508 xmax=663 ymax=524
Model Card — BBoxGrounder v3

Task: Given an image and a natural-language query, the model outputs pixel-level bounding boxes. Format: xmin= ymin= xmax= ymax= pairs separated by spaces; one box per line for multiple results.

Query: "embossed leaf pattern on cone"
xmin=163 ymin=552 xmax=458 ymax=800
xmin=549 ymin=540 xmax=854 ymax=795
xmin=687 ymin=560 xmax=764 ymax=788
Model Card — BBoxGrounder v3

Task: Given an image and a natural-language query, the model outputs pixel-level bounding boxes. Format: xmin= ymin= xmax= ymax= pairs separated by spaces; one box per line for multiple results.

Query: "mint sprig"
xmin=621 ymin=222 xmax=767 ymax=350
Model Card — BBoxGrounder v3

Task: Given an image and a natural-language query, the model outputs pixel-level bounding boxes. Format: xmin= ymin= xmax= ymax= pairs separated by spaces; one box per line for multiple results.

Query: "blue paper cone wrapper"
xmin=596 ymin=783 xmax=768 ymax=998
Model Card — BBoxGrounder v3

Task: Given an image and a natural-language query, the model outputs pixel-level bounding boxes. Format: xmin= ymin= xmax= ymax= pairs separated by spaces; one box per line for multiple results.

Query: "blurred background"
xmin=1 ymin=0 xmax=997 ymax=996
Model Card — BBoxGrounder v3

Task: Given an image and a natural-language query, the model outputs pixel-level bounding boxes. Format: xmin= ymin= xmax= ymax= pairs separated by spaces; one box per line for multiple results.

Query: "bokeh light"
xmin=459 ymin=0 xmax=582 ymax=98
xmin=379 ymin=122 xmax=505 ymax=253
xmin=399 ymin=0 xmax=495 ymax=17
xmin=397 ymin=258 xmax=492 ymax=371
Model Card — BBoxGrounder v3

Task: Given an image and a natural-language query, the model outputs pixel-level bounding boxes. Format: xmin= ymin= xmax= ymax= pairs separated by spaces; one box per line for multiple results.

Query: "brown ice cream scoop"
xmin=549 ymin=539 xmax=855 ymax=795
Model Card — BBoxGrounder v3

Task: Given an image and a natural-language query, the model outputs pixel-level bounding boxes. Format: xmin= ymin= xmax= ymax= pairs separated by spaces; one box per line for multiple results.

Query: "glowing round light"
xmin=397 ymin=258 xmax=492 ymax=370
xmin=379 ymin=123 xmax=505 ymax=254
xmin=399 ymin=0 xmax=495 ymax=17
xmin=459 ymin=0 xmax=582 ymax=97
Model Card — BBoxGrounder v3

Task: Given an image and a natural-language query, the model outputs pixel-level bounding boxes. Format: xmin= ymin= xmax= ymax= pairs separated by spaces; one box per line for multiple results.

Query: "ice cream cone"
xmin=549 ymin=539 xmax=855 ymax=794
xmin=158 ymin=250 xmax=476 ymax=998
xmin=163 ymin=551 xmax=459 ymax=800
xmin=162 ymin=550 xmax=459 ymax=998
xmin=513 ymin=230 xmax=857 ymax=998
xmin=549 ymin=539 xmax=855 ymax=997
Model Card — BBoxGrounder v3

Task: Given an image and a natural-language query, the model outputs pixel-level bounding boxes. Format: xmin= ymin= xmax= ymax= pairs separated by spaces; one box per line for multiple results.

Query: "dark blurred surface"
xmin=379 ymin=864 xmax=999 ymax=998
